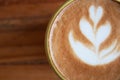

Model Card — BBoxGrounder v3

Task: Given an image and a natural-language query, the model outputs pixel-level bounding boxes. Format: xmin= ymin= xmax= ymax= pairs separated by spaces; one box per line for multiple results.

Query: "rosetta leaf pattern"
xmin=69 ymin=5 xmax=119 ymax=66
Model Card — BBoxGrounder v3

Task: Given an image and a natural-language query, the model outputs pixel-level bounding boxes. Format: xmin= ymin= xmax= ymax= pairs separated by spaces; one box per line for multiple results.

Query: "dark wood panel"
xmin=0 ymin=1 xmax=66 ymax=80
xmin=0 ymin=2 xmax=64 ymax=31
xmin=0 ymin=31 xmax=44 ymax=46
xmin=0 ymin=64 xmax=60 ymax=80
xmin=0 ymin=0 xmax=66 ymax=6
xmin=0 ymin=17 xmax=48 ymax=32
xmin=0 ymin=46 xmax=47 ymax=63
xmin=0 ymin=1 xmax=66 ymax=63
xmin=0 ymin=2 xmax=64 ymax=18
xmin=0 ymin=30 xmax=47 ymax=63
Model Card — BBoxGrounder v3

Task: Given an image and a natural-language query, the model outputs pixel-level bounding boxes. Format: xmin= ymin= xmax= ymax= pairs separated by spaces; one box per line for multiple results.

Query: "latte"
xmin=46 ymin=0 xmax=120 ymax=80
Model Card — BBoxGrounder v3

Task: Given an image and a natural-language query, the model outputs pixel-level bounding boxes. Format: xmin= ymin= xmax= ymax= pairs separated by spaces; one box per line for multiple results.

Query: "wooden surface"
xmin=0 ymin=64 xmax=61 ymax=80
xmin=0 ymin=0 xmax=66 ymax=80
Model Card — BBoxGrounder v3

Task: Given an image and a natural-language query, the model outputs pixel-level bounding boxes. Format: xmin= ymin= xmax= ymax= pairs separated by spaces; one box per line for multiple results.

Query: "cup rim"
xmin=45 ymin=0 xmax=74 ymax=80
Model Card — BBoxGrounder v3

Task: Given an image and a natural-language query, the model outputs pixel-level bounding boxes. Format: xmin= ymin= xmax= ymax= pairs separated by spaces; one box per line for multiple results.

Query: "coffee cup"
xmin=45 ymin=0 xmax=120 ymax=80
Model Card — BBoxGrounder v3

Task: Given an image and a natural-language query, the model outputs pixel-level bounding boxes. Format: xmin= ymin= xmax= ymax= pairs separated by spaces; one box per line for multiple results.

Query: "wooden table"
xmin=0 ymin=0 xmax=65 ymax=80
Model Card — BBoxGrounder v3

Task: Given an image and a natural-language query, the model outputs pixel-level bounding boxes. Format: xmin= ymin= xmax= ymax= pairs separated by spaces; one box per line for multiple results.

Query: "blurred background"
xmin=0 ymin=0 xmax=65 ymax=80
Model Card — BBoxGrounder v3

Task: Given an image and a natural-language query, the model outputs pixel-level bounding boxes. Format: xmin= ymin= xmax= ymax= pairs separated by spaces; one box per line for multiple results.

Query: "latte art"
xmin=69 ymin=5 xmax=120 ymax=66
xmin=48 ymin=0 xmax=120 ymax=80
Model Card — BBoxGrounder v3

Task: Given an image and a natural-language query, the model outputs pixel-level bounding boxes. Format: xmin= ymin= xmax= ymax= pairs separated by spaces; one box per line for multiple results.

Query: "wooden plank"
xmin=0 ymin=64 xmax=60 ymax=80
xmin=0 ymin=2 xmax=64 ymax=19
xmin=0 ymin=1 xmax=66 ymax=63
xmin=0 ymin=17 xmax=48 ymax=32
xmin=0 ymin=30 xmax=46 ymax=63
xmin=0 ymin=0 xmax=66 ymax=6
xmin=0 ymin=2 xmax=63 ymax=32
xmin=0 ymin=1 xmax=65 ymax=32
xmin=0 ymin=30 xmax=44 ymax=46
xmin=0 ymin=46 xmax=47 ymax=64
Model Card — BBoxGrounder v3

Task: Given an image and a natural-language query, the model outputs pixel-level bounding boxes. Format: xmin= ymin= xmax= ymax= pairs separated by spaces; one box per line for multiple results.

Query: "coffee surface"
xmin=48 ymin=0 xmax=120 ymax=80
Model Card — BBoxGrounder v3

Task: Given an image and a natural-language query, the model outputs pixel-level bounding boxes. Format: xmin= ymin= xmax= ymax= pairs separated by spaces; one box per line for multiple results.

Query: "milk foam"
xmin=69 ymin=5 xmax=120 ymax=66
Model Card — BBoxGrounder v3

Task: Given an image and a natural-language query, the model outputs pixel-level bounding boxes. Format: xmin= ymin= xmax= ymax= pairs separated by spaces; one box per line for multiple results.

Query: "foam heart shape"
xmin=89 ymin=5 xmax=103 ymax=26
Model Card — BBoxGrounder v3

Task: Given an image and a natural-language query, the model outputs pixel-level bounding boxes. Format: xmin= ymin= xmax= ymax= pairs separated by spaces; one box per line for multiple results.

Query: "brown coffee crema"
xmin=48 ymin=0 xmax=120 ymax=80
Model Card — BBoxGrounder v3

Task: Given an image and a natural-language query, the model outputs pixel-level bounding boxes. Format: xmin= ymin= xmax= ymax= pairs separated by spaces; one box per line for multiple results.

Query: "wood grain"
xmin=0 ymin=0 xmax=66 ymax=6
xmin=0 ymin=46 xmax=47 ymax=64
xmin=0 ymin=31 xmax=46 ymax=63
xmin=0 ymin=2 xmax=63 ymax=18
xmin=0 ymin=1 xmax=66 ymax=80
xmin=0 ymin=64 xmax=60 ymax=80
xmin=0 ymin=1 xmax=65 ymax=63
xmin=0 ymin=31 xmax=44 ymax=46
